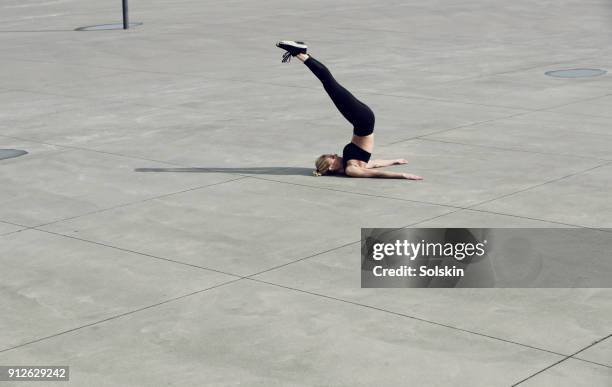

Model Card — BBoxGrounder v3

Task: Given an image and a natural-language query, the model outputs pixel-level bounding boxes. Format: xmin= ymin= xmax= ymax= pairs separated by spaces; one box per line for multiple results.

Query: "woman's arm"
xmin=345 ymin=165 xmax=422 ymax=180
xmin=366 ymin=159 xmax=408 ymax=168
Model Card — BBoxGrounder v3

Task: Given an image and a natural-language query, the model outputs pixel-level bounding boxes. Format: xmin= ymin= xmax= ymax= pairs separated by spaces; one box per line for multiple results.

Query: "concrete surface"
xmin=0 ymin=0 xmax=611 ymax=386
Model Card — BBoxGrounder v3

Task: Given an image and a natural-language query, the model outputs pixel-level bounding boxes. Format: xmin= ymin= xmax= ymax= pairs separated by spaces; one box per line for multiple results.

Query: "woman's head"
xmin=314 ymin=153 xmax=342 ymax=176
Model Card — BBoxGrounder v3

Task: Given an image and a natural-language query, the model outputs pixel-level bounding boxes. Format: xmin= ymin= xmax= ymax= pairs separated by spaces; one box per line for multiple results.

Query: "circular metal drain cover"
xmin=545 ymin=68 xmax=607 ymax=78
xmin=75 ymin=22 xmax=142 ymax=31
xmin=0 ymin=149 xmax=28 ymax=160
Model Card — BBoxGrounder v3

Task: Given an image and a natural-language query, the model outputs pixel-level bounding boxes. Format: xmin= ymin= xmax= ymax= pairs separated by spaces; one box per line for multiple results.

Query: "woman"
xmin=277 ymin=41 xmax=422 ymax=180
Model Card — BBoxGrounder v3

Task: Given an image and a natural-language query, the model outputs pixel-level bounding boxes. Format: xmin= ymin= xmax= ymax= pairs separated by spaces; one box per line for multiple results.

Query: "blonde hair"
xmin=313 ymin=154 xmax=333 ymax=176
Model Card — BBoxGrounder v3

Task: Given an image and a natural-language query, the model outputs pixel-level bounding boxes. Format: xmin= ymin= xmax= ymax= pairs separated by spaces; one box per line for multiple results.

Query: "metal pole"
xmin=122 ymin=0 xmax=129 ymax=29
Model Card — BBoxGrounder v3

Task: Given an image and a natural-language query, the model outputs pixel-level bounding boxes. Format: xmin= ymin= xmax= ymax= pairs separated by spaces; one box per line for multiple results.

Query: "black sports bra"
xmin=342 ymin=142 xmax=371 ymax=170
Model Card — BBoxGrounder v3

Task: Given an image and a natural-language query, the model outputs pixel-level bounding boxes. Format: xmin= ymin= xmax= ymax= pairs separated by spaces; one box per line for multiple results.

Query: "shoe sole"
xmin=277 ymin=40 xmax=307 ymax=49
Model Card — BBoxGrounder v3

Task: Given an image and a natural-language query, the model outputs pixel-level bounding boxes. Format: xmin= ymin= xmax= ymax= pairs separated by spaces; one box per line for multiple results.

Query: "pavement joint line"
xmin=3 ymin=81 xmax=239 ymax=118
xmin=4 ymin=86 xmax=190 ymax=113
xmin=383 ymin=110 xmax=534 ymax=146
xmin=7 ymin=112 xmax=610 ymax=173
xmin=409 ymin=56 xmax=604 ymax=86
xmin=1 ymin=56 xmax=188 ymax=78
xmin=246 ymin=277 xmax=574 ymax=360
xmin=0 ymin=278 xmax=245 ymax=355
xmin=18 ymin=71 xmax=532 ymax=115
xmin=1 ymin=52 xmax=549 ymax=104
xmin=407 ymin=208 xmax=578 ymax=229
xmin=4 ymin=222 xmax=609 ymax=367
xmin=571 ymin=334 xmax=612 ymax=367
xmin=464 ymin=160 xmax=612 ymax=211
xmin=9 ymin=79 xmax=611 ymax=158
xmin=330 ymin=25 xmax=574 ymax=45
xmin=5 ymin=78 xmax=606 ymax=157
xmin=2 ymin=81 xmax=201 ymax=116
xmin=30 ymin=175 xmax=250 ymax=230
xmin=29 ymin=228 xmax=244 ymax=279
xmin=245 ymin=208 xmax=463 ymax=279
xmin=4 ymin=57 xmax=610 ymax=122
xmin=0 ymin=29 xmax=76 ymax=33
xmin=0 ymin=36 xmax=603 ymax=76
xmin=0 ymin=138 xmax=261 ymax=235
xmin=224 ymin=77 xmax=538 ymax=112
xmin=538 ymin=109 xmax=612 ymax=122
xmin=0 ymin=220 xmax=29 ymax=237
xmin=0 ymin=228 xmax=29 ymax=238
xmin=384 ymin=90 xmax=612 ymax=146
xmin=27 ymin=201 xmax=383 ymax=291
xmin=247 ymin=174 xmax=462 ymax=210
xmin=345 ymin=89 xmax=533 ymax=111
xmin=0 ymin=64 xmax=127 ymax=89
xmin=1 ymin=228 xmax=602 ymax=371
xmin=415 ymin=137 xmax=612 ymax=162
xmin=246 ymin=240 xmax=363 ymax=279
xmin=0 ymin=133 xmax=191 ymax=168
xmin=0 ymin=219 xmax=28 ymax=228
xmin=0 ymin=140 xmax=469 ymax=237
xmin=7 ymin=107 xmax=611 ymax=172
xmin=243 ymin=175 xmax=596 ymax=229
xmin=2 ymin=215 xmax=608 ymax=363
xmin=533 ymin=91 xmax=612 ymax=113
xmin=31 ymin=196 xmax=456 ymax=289
xmin=2 ymin=133 xmax=603 ymax=233
xmin=464 ymin=208 xmax=610 ymax=230
xmin=0 ymin=140 xmax=76 ymax=161
xmin=511 ymin=333 xmax=612 ymax=386
xmin=0 ymin=219 xmax=462 ymax=356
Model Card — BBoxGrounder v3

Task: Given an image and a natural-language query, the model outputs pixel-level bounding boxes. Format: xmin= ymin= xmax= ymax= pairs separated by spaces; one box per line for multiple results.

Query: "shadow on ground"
xmin=135 ymin=167 xmax=313 ymax=176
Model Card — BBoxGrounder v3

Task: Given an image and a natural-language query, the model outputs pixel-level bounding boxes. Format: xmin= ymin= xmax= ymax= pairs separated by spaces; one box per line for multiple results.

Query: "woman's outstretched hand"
xmin=395 ymin=159 xmax=408 ymax=165
xmin=402 ymin=173 xmax=423 ymax=180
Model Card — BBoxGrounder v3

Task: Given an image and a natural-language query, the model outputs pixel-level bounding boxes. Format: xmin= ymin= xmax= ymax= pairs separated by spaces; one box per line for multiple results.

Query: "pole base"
xmin=75 ymin=22 xmax=142 ymax=31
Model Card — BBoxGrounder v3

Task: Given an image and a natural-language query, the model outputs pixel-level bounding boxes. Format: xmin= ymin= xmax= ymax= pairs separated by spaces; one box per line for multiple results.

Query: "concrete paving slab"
xmin=0 ymin=148 xmax=238 ymax=226
xmin=0 ymin=229 xmax=234 ymax=351
xmin=39 ymin=177 xmax=454 ymax=276
xmin=474 ymin=163 xmax=612 ymax=228
xmin=263 ymin=139 xmax=602 ymax=208
xmin=0 ymin=280 xmax=563 ymax=386
xmin=424 ymin=111 xmax=612 ymax=160
xmin=254 ymin=242 xmax=612 ymax=356
xmin=519 ymin=359 xmax=612 ymax=387
xmin=575 ymin=336 xmax=612 ymax=366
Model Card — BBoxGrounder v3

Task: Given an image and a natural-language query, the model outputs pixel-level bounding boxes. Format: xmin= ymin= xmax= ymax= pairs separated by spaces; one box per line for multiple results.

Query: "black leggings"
xmin=304 ymin=57 xmax=375 ymax=136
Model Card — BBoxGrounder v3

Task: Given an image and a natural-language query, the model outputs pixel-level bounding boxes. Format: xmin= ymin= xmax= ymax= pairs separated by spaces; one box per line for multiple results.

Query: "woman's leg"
xmin=297 ymin=54 xmax=375 ymax=136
